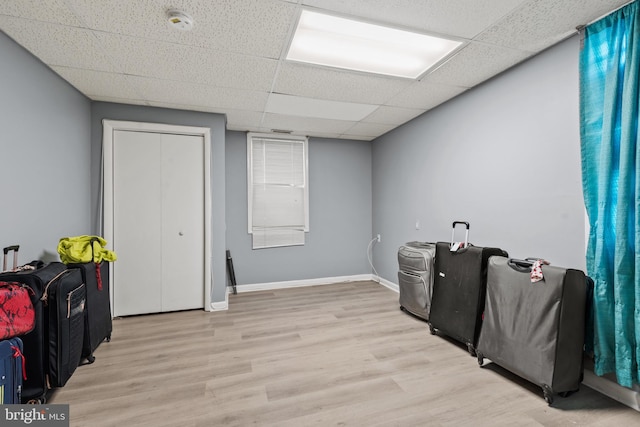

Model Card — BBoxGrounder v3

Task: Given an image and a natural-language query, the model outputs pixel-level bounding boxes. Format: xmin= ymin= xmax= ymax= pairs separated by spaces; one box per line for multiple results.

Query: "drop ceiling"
xmin=0 ymin=0 xmax=632 ymax=141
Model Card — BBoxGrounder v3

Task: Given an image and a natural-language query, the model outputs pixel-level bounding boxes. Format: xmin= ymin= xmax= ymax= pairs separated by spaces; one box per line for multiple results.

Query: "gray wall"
xmin=0 ymin=24 xmax=585 ymax=303
xmin=226 ymin=131 xmax=373 ymax=285
xmin=90 ymin=103 xmax=227 ymax=303
xmin=0 ymin=31 xmax=91 ymax=262
xmin=372 ymin=36 xmax=585 ymax=284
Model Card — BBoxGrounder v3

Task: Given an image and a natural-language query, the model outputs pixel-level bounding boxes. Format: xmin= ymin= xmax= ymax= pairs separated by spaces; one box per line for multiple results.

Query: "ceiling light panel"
xmin=286 ymin=10 xmax=463 ymax=79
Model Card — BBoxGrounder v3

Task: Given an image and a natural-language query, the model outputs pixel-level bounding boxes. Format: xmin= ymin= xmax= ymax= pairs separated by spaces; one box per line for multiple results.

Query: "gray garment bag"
xmin=476 ymin=256 xmax=589 ymax=405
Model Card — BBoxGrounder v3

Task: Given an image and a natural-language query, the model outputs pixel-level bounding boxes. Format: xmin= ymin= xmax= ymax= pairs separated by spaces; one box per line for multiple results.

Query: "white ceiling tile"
xmin=51 ymin=66 xmax=142 ymax=99
xmin=0 ymin=0 xmax=632 ymax=140
xmin=343 ymin=122 xmax=397 ymax=138
xmin=68 ymin=0 xmax=297 ymax=58
xmin=0 ymin=16 xmax=115 ymax=72
xmin=424 ymin=42 xmax=534 ymax=88
xmin=261 ymin=114 xmax=355 ymax=134
xmin=127 ymin=76 xmax=269 ymax=111
xmin=274 ymin=62 xmax=412 ymax=104
xmin=265 ymin=93 xmax=377 ymax=121
xmin=90 ymin=96 xmax=149 ymax=106
xmin=1 ymin=0 xmax=84 ymax=26
xmin=362 ymin=106 xmax=426 ymax=126
xmin=94 ymin=33 xmax=278 ymax=91
xmin=72 ymin=0 xmax=296 ymax=58
xmin=477 ymin=0 xmax=631 ymax=51
xmin=385 ymin=81 xmax=468 ymax=110
xmin=301 ymin=0 xmax=526 ymax=38
xmin=339 ymin=134 xmax=375 ymax=141
xmin=144 ymin=101 xmax=226 ymax=114
xmin=225 ymin=109 xmax=265 ymax=130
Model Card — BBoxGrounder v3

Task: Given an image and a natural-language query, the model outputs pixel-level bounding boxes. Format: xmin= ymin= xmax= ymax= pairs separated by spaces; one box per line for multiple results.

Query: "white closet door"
xmin=160 ymin=133 xmax=204 ymax=312
xmin=112 ymin=130 xmax=204 ymax=316
xmin=113 ymin=130 xmax=163 ymax=316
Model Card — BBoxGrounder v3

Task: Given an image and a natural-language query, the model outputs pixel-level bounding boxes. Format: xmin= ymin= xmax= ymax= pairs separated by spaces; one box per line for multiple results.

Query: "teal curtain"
xmin=580 ymin=0 xmax=640 ymax=388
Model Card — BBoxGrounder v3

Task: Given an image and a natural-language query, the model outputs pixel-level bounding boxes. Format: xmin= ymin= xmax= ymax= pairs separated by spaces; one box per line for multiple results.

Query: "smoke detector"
xmin=167 ymin=9 xmax=194 ymax=31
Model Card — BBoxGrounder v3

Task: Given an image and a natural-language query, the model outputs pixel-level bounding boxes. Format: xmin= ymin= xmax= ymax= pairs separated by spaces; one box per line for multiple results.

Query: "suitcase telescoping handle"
xmin=450 ymin=221 xmax=469 ymax=248
xmin=2 ymin=245 xmax=19 ymax=272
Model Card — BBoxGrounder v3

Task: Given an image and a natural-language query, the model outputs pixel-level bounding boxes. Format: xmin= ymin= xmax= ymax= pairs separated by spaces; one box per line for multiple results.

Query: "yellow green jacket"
xmin=57 ymin=235 xmax=117 ymax=264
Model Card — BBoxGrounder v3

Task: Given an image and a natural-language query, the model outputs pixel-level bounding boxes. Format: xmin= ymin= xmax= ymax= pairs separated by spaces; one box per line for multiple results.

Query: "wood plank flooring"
xmin=50 ymin=281 xmax=640 ymax=426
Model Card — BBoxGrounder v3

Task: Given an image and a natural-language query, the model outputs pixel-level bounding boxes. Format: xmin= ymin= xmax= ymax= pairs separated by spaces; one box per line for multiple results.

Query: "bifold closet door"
xmin=112 ymin=130 xmax=204 ymax=317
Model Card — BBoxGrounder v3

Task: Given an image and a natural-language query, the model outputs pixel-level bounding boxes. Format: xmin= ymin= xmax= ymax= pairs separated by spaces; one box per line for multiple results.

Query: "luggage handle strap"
xmin=90 ymin=237 xmax=104 ymax=291
xmin=508 ymin=258 xmax=534 ymax=272
xmin=11 ymin=345 xmax=27 ymax=380
xmin=508 ymin=258 xmax=550 ymax=282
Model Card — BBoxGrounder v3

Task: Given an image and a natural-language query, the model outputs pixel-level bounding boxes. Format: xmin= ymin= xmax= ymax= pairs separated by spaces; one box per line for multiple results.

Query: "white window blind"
xmin=247 ymin=133 xmax=309 ymax=249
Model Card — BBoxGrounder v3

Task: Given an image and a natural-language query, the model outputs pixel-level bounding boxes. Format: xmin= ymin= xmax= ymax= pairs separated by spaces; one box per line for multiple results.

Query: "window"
xmin=247 ymin=133 xmax=309 ymax=249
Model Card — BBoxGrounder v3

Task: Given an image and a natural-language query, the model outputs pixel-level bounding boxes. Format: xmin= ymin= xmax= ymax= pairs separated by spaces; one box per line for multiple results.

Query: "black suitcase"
xmin=428 ymin=222 xmax=508 ymax=356
xmin=397 ymin=242 xmax=435 ymax=321
xmin=0 ymin=256 xmax=67 ymax=403
xmin=67 ymin=261 xmax=112 ymax=363
xmin=42 ymin=268 xmax=86 ymax=388
xmin=476 ymin=257 xmax=591 ymax=405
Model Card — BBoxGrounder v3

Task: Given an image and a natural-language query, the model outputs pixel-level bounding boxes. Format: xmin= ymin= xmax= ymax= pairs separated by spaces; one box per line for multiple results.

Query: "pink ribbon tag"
xmin=531 ymin=259 xmax=550 ymax=282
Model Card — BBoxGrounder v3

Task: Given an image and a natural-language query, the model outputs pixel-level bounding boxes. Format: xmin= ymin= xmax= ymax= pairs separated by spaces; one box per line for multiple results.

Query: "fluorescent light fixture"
xmin=287 ymin=10 xmax=463 ymax=79
xmin=266 ymin=93 xmax=377 ymax=121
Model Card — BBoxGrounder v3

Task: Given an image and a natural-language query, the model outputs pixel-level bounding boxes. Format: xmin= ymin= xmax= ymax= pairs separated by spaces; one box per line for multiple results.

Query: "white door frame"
xmin=102 ymin=119 xmax=213 ymax=313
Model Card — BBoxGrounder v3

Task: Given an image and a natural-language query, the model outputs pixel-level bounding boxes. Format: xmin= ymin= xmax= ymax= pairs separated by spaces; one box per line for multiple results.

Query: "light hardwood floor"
xmin=50 ymin=281 xmax=640 ymax=426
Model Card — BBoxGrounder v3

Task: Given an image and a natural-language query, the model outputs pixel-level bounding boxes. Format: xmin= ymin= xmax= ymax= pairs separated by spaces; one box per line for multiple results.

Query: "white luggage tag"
xmin=450 ymin=242 xmax=466 ymax=252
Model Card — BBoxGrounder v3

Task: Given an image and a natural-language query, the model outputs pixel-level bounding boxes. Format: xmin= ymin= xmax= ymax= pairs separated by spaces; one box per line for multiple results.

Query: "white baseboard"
xmin=235 ymin=274 xmax=399 ymax=294
xmin=376 ymin=276 xmax=399 ymax=293
xmin=236 ymin=274 xmax=375 ymax=293
xmin=210 ymin=300 xmax=229 ymax=311
xmin=209 ymin=286 xmax=230 ymax=311
xmin=583 ymin=370 xmax=640 ymax=411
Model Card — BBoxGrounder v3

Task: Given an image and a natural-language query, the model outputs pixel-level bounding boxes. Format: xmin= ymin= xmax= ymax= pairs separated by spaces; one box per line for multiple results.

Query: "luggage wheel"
xmin=106 ymin=335 xmax=112 ymax=342
xmin=428 ymin=323 xmax=436 ymax=335
xmin=542 ymin=385 xmax=554 ymax=406
xmin=399 ymin=306 xmax=406 ymax=312
xmin=27 ymin=397 xmax=46 ymax=404
xmin=87 ymin=355 xmax=96 ymax=364
xmin=476 ymin=353 xmax=484 ymax=367
xmin=467 ymin=343 xmax=476 ymax=357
